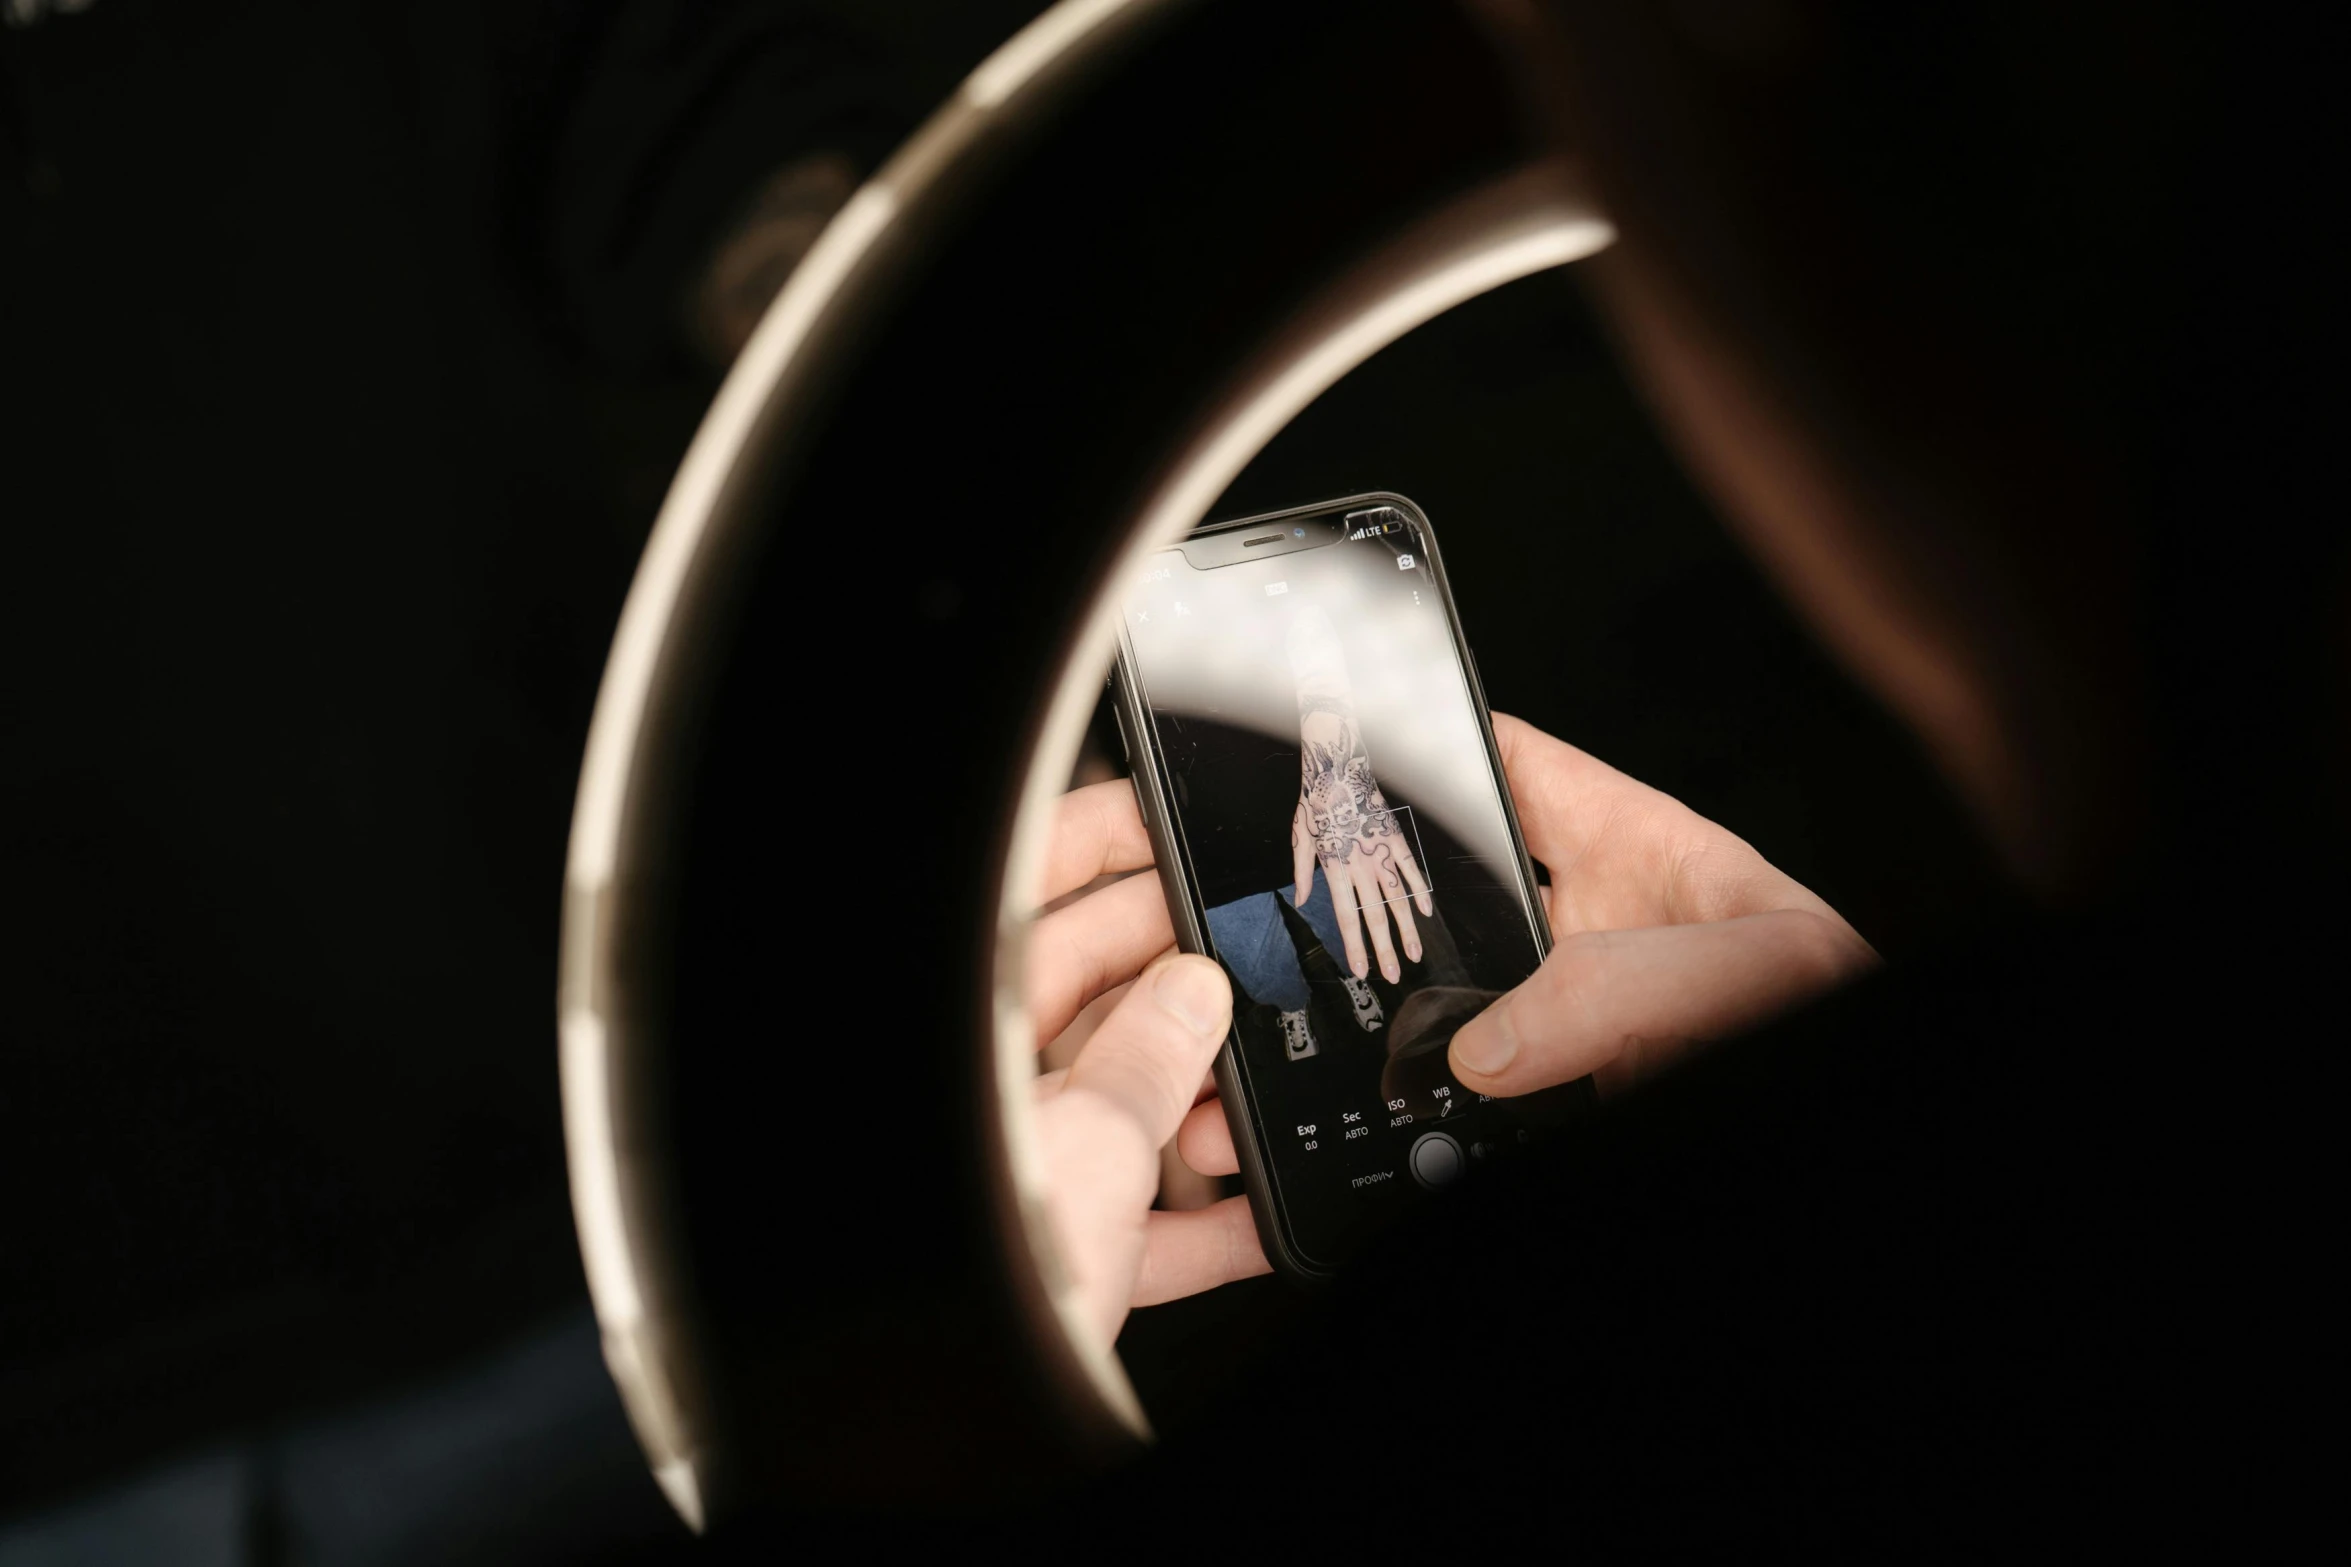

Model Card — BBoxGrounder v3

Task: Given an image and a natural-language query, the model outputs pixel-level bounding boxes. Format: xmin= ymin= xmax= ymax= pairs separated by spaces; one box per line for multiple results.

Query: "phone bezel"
xmin=1108 ymin=491 xmax=1561 ymax=1280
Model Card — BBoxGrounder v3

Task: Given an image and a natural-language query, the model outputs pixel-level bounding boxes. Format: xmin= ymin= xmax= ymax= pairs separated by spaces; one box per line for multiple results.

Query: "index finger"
xmin=1039 ymin=778 xmax=1156 ymax=906
xmin=1029 ymin=872 xmax=1177 ymax=1045
xmin=1493 ymin=712 xmax=1834 ymax=928
xmin=1488 ymin=712 xmax=1656 ymax=872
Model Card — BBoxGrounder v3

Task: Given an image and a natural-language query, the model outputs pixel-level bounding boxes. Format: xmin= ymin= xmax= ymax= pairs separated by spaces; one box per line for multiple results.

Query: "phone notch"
xmin=1177 ymin=511 xmax=1349 ymax=570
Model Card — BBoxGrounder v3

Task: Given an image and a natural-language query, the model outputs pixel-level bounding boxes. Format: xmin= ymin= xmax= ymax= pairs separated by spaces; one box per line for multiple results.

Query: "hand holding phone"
xmin=1444 ymin=715 xmax=1878 ymax=1099
xmin=1024 ymin=710 xmax=1871 ymax=1318
xmin=1024 ymin=781 xmax=1271 ymax=1340
xmin=1113 ymin=494 xmax=1580 ymax=1275
xmin=1049 ymin=493 xmax=1873 ymax=1291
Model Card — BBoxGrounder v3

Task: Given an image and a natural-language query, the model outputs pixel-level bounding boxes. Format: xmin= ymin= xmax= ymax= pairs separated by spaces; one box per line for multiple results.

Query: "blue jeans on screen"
xmin=1204 ymin=871 xmax=1346 ymax=1012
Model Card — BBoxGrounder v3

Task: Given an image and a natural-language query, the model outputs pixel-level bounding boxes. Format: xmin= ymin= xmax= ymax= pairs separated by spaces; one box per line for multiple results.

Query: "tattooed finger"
xmin=1382 ymin=856 xmax=1424 ymax=964
xmin=1352 ymin=857 xmax=1402 ymax=983
xmin=1363 ymin=841 xmax=1429 ymax=963
xmin=1395 ymin=837 xmax=1434 ymax=918
xmin=1323 ymin=860 xmax=1370 ymax=980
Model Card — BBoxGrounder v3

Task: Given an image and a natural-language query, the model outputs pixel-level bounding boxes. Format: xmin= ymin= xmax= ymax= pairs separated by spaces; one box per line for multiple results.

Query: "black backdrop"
xmin=2 ymin=0 xmax=1999 ymax=1533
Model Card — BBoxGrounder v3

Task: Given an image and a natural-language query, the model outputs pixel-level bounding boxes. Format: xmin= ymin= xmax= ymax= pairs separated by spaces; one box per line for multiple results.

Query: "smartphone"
xmin=1109 ymin=493 xmax=1593 ymax=1279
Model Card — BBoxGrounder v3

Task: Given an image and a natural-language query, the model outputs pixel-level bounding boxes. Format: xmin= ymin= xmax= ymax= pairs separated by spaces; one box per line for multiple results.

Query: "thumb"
xmin=1064 ymin=954 xmax=1233 ymax=1147
xmin=1448 ymin=911 xmax=1874 ymax=1096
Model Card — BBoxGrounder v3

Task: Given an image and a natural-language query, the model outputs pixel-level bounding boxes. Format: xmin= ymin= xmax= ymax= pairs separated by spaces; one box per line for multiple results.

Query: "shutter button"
xmin=1408 ymin=1130 xmax=1464 ymax=1189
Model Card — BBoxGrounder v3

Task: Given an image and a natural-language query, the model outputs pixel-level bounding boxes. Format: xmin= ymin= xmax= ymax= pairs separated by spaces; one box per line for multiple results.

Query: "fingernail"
xmin=1352 ymin=955 xmax=1369 ymax=979
xmin=1452 ymin=993 xmax=1520 ymax=1077
xmin=1382 ymin=958 xmax=1399 ymax=983
xmin=1405 ymin=939 xmax=1422 ymax=962
xmin=1156 ymin=958 xmax=1230 ymax=1036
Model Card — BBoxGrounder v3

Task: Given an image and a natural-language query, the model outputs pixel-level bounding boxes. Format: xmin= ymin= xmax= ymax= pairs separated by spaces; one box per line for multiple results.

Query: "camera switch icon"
xmin=1397 ymin=553 xmax=1416 ymax=570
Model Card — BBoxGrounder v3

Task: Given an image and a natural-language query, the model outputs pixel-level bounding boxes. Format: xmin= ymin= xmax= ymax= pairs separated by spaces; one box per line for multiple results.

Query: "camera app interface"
xmin=1123 ymin=504 xmax=1573 ymax=1267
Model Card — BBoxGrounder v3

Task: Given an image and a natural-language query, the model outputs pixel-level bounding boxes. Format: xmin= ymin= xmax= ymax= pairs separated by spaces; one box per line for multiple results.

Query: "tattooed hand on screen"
xmin=1286 ymin=605 xmax=1434 ymax=983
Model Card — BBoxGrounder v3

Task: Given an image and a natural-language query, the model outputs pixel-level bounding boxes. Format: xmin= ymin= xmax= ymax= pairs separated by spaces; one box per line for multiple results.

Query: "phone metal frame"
xmin=1109 ymin=491 xmax=1558 ymax=1281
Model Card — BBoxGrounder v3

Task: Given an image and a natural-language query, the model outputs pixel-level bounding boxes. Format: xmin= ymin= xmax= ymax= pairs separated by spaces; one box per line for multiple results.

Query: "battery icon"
xmin=1345 ymin=505 xmax=1405 ymax=539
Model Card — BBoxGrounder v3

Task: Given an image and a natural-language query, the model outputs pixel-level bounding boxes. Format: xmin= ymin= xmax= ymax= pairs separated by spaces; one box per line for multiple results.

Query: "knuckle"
xmin=1048 ymin=1085 xmax=1160 ymax=1197
xmin=1665 ymin=832 xmax=1771 ymax=922
xmin=1786 ymin=911 xmax=1870 ymax=989
xmin=1074 ymin=1060 xmax=1177 ymax=1156
xmin=1223 ymin=1198 xmax=1259 ymax=1280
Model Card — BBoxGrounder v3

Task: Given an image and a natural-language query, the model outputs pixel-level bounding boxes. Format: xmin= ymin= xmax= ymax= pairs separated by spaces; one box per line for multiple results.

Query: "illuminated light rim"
xmin=559 ymin=0 xmax=1178 ymax=1531
xmin=558 ymin=0 xmax=1615 ymax=1525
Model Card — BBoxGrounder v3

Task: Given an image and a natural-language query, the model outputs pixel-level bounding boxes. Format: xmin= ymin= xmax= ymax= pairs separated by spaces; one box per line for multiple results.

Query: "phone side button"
xmin=1128 ymin=774 xmax=1157 ymax=837
xmin=1408 ymin=1130 xmax=1464 ymax=1190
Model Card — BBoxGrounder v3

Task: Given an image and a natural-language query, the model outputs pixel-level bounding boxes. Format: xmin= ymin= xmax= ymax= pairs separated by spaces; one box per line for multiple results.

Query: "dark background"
xmin=2 ymin=1 xmax=1995 ymax=1557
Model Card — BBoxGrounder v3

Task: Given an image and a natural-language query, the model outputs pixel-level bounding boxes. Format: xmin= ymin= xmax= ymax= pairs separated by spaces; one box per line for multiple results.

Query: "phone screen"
xmin=1120 ymin=500 xmax=1580 ymax=1269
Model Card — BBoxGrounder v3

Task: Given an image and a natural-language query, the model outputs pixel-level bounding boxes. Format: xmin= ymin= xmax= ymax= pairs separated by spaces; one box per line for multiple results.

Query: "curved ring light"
xmin=558 ymin=0 xmax=1611 ymax=1529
